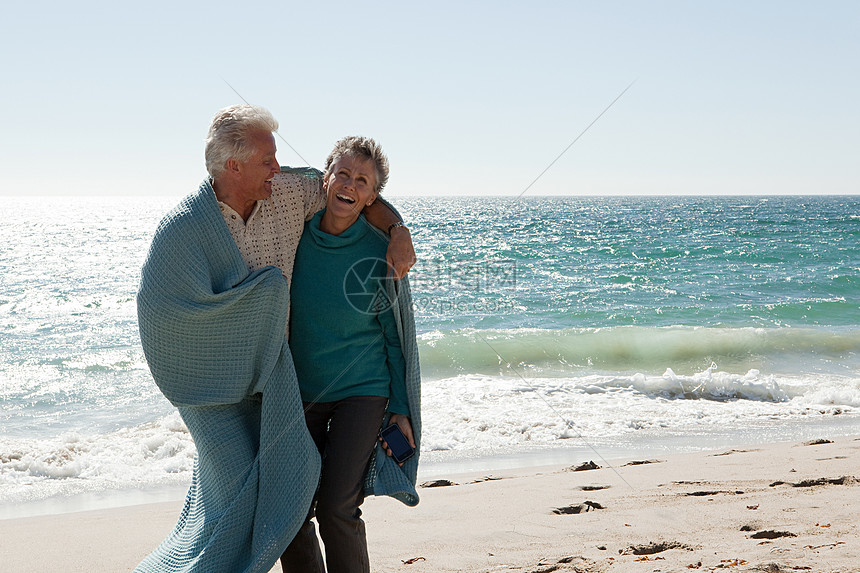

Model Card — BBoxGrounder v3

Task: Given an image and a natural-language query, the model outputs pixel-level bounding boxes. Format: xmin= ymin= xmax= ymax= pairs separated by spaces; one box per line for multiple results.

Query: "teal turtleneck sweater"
xmin=289 ymin=211 xmax=409 ymax=416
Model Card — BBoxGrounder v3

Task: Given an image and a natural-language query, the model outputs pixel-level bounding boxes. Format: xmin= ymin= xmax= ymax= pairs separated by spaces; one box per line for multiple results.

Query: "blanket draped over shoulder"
xmin=135 ymin=180 xmax=321 ymax=573
xmin=362 ymin=225 xmax=423 ymax=507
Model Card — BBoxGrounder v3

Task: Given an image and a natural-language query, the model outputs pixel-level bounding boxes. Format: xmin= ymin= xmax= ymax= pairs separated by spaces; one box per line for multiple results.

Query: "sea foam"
xmin=0 ymin=413 xmax=195 ymax=505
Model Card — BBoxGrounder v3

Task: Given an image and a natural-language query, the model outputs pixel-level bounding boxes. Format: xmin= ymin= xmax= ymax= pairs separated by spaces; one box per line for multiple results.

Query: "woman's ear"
xmin=366 ymin=191 xmax=379 ymax=207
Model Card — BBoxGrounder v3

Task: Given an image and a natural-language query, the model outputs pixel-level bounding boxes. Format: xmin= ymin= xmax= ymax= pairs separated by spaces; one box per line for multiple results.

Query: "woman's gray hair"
xmin=324 ymin=136 xmax=390 ymax=193
xmin=204 ymin=105 xmax=279 ymax=179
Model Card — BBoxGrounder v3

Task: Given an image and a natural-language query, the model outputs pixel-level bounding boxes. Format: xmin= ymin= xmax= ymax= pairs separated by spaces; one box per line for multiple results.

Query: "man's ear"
xmin=225 ymin=157 xmax=242 ymax=176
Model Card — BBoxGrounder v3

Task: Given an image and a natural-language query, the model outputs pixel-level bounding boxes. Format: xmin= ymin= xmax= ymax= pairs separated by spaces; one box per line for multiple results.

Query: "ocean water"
xmin=1 ymin=194 xmax=859 ymax=516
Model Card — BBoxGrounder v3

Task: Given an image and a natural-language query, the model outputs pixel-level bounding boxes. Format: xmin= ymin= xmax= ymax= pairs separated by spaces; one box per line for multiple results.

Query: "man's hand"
xmin=386 ymin=226 xmax=416 ymax=280
xmin=363 ymin=198 xmax=416 ymax=279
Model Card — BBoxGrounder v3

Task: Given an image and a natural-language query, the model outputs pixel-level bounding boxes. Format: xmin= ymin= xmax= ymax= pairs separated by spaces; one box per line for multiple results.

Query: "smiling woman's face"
xmin=323 ymin=154 xmax=379 ymax=225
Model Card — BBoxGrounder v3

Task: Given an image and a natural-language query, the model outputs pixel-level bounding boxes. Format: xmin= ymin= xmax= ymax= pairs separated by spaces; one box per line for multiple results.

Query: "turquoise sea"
xmin=1 ymin=194 xmax=858 ymax=516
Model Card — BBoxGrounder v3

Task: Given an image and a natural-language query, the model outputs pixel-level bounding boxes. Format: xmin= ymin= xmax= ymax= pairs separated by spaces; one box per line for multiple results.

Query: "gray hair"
xmin=324 ymin=136 xmax=390 ymax=193
xmin=204 ymin=104 xmax=279 ymax=179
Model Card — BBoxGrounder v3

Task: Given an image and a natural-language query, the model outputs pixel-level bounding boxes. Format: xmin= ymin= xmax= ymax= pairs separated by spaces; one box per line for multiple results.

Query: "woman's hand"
xmin=380 ymin=413 xmax=415 ymax=466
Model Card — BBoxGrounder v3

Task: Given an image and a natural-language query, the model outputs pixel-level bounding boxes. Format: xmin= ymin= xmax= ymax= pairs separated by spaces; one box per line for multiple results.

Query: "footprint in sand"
xmin=552 ymin=501 xmax=605 ymax=514
xmin=576 ymin=484 xmax=611 ymax=491
xmin=567 ymin=461 xmax=600 ymax=471
xmin=621 ymin=541 xmax=693 ymax=555
xmin=683 ymin=490 xmax=745 ymax=496
xmin=749 ymin=530 xmax=797 ymax=539
xmin=769 ymin=476 xmax=855 ymax=487
xmin=419 ymin=479 xmax=456 ymax=488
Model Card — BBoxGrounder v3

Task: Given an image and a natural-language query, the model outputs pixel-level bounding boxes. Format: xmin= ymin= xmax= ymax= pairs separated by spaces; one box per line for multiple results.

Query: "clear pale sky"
xmin=3 ymin=1 xmax=858 ymax=197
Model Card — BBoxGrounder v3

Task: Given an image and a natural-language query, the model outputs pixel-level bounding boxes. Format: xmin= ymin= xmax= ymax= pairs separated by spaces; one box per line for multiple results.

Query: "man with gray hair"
xmin=135 ymin=104 xmax=415 ymax=572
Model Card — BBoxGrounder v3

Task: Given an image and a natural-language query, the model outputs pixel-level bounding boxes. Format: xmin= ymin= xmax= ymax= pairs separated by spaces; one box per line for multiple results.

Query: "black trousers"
xmin=280 ymin=396 xmax=388 ymax=573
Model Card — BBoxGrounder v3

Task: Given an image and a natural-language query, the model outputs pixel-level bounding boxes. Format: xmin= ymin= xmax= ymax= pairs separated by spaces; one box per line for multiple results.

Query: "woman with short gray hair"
xmin=281 ymin=135 xmax=421 ymax=573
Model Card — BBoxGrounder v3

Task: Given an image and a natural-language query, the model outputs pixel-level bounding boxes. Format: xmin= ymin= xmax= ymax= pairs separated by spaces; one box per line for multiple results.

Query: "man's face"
xmin=236 ymin=130 xmax=279 ymax=202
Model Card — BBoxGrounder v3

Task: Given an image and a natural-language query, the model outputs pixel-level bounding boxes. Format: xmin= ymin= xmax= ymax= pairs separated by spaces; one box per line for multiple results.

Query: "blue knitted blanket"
xmin=361 ymin=225 xmax=423 ymax=507
xmin=135 ymin=180 xmax=321 ymax=573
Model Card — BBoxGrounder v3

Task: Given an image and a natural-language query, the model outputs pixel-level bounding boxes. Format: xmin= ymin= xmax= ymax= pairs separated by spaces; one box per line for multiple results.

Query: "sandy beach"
xmin=1 ymin=435 xmax=857 ymax=573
